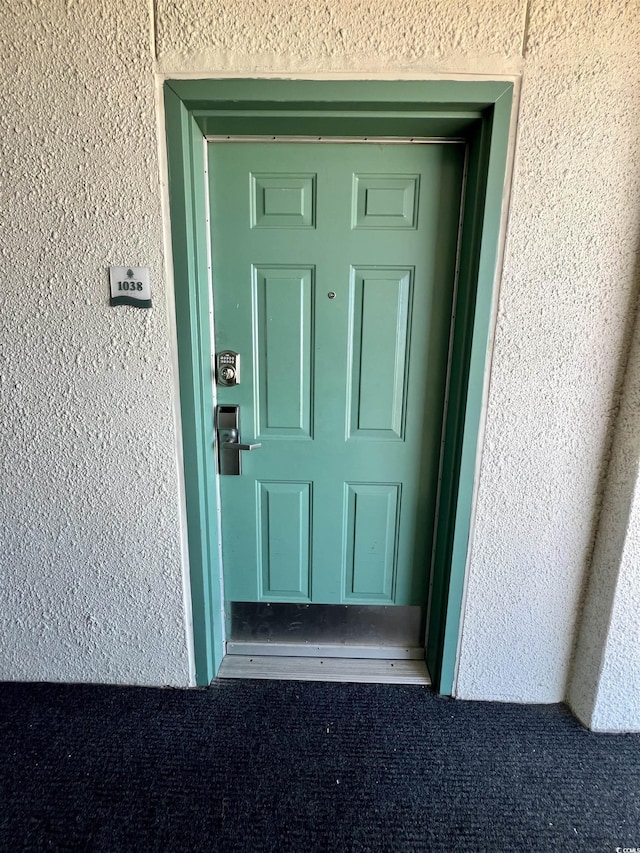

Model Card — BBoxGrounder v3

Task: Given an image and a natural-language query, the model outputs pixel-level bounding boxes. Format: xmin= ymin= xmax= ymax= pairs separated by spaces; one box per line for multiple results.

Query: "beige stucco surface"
xmin=155 ymin=0 xmax=526 ymax=74
xmin=2 ymin=0 xmax=640 ymax=727
xmin=455 ymin=0 xmax=640 ymax=706
xmin=0 ymin=1 xmax=191 ymax=686
xmin=569 ymin=304 xmax=640 ymax=732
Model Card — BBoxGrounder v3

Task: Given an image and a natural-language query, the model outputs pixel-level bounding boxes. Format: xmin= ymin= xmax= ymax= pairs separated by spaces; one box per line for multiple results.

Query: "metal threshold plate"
xmin=228 ymin=603 xmax=425 ymax=649
xmin=217 ymin=655 xmax=431 ymax=685
xmin=226 ymin=642 xmax=424 ymax=660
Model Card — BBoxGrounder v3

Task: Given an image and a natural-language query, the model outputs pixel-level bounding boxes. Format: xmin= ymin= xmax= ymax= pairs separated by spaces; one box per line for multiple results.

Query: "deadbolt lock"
xmin=216 ymin=350 xmax=240 ymax=386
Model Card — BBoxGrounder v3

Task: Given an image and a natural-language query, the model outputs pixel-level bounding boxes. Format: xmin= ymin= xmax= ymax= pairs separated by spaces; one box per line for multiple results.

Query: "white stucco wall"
xmin=154 ymin=0 xmax=527 ymax=75
xmin=2 ymin=0 xmax=639 ymax=719
xmin=455 ymin=0 xmax=640 ymax=703
xmin=0 ymin=1 xmax=191 ymax=686
xmin=568 ymin=304 xmax=640 ymax=732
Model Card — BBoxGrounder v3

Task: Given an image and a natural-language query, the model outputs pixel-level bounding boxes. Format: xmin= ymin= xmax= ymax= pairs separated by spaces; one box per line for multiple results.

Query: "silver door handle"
xmin=216 ymin=404 xmax=261 ymax=475
xmin=221 ymin=427 xmax=261 ymax=451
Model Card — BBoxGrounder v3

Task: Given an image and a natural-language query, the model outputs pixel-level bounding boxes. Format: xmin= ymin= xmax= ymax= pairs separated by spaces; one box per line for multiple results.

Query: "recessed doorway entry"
xmin=164 ymin=80 xmax=513 ymax=693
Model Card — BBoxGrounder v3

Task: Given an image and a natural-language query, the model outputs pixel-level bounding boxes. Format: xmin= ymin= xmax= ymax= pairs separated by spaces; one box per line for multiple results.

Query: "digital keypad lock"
xmin=216 ymin=350 xmax=240 ymax=387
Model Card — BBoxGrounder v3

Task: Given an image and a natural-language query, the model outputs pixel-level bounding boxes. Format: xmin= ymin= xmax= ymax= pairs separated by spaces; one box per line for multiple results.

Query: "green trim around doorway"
xmin=163 ymin=79 xmax=513 ymax=693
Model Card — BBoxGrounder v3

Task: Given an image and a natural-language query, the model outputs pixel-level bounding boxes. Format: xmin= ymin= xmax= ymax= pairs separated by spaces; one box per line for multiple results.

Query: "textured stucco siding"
xmin=2 ymin=0 xmax=640 ymax=721
xmin=569 ymin=306 xmax=640 ymax=732
xmin=155 ymin=0 xmax=527 ymax=74
xmin=455 ymin=0 xmax=640 ymax=704
xmin=0 ymin=1 xmax=191 ymax=686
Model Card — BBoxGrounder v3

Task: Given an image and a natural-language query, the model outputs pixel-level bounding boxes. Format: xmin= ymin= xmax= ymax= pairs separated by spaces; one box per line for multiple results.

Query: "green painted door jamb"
xmin=162 ymin=79 xmax=514 ymax=691
xmin=427 ymin=90 xmax=513 ymax=695
xmin=164 ymin=86 xmax=224 ymax=685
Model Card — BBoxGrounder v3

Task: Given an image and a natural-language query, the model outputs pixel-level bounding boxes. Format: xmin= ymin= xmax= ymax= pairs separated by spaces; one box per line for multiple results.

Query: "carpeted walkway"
xmin=0 ymin=680 xmax=638 ymax=851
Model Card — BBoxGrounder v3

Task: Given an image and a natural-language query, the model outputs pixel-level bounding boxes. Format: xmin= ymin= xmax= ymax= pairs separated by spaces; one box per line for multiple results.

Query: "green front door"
xmin=209 ymin=141 xmax=464 ymax=606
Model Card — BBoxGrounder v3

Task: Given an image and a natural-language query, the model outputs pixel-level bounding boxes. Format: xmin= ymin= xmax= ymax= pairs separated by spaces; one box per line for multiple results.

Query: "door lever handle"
xmin=221 ymin=427 xmax=261 ymax=451
xmin=215 ymin=406 xmax=261 ymax=474
xmin=222 ymin=441 xmax=262 ymax=451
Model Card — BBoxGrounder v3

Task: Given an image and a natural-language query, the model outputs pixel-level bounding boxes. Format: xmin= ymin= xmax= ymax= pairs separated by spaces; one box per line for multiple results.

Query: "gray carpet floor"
xmin=1 ymin=680 xmax=639 ymax=851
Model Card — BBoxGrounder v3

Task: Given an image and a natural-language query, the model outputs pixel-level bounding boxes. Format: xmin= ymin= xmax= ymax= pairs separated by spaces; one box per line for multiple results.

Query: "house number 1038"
xmin=109 ymin=266 xmax=151 ymax=308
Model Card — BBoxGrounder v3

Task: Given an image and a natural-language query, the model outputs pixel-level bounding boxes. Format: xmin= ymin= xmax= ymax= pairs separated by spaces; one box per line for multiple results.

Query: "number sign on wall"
xmin=109 ymin=267 xmax=151 ymax=308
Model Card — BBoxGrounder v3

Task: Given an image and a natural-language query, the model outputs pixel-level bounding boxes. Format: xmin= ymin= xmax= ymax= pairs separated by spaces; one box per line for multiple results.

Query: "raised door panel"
xmin=347 ymin=267 xmax=413 ymax=440
xmin=258 ymin=481 xmax=312 ymax=599
xmin=253 ymin=265 xmax=314 ymax=438
xmin=251 ymin=173 xmax=316 ymax=229
xmin=343 ymin=483 xmax=401 ymax=602
xmin=352 ymin=174 xmax=419 ymax=229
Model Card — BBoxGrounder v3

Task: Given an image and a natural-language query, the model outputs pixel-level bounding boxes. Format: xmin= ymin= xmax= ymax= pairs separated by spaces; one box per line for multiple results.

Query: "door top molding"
xmin=166 ymin=78 xmax=513 ymax=110
xmin=165 ymin=79 xmax=513 ymax=140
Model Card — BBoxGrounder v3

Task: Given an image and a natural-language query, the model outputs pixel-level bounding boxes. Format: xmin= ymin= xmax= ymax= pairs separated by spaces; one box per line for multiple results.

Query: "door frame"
xmin=163 ymin=79 xmax=513 ymax=694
